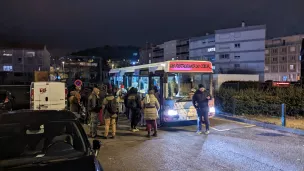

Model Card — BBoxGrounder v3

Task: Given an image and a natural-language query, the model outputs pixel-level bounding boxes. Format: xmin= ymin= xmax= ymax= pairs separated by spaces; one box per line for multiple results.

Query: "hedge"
xmin=215 ymin=87 xmax=304 ymax=117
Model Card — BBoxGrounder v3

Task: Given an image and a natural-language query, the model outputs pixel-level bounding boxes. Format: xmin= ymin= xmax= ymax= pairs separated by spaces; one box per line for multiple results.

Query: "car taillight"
xmin=31 ymin=89 xmax=34 ymax=101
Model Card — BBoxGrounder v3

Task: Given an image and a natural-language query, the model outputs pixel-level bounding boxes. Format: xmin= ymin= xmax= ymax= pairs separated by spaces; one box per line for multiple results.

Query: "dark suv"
xmin=0 ymin=110 xmax=103 ymax=171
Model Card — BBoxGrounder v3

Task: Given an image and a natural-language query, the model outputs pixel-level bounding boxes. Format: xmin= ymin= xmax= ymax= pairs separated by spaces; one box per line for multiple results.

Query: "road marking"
xmin=213 ymin=117 xmax=256 ymax=127
xmin=210 ymin=127 xmax=231 ymax=132
xmin=199 ymin=118 xmax=257 ymax=132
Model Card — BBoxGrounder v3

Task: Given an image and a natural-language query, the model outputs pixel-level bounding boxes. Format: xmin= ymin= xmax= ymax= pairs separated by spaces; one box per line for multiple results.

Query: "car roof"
xmin=0 ymin=110 xmax=77 ymax=124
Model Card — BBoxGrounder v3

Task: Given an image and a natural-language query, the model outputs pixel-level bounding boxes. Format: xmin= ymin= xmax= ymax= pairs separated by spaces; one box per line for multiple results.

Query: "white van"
xmin=30 ymin=82 xmax=67 ymax=110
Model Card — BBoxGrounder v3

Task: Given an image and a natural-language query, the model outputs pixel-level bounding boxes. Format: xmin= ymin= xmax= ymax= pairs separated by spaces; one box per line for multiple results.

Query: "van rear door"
xmin=48 ymin=82 xmax=65 ymax=110
xmin=33 ymin=82 xmax=50 ymax=110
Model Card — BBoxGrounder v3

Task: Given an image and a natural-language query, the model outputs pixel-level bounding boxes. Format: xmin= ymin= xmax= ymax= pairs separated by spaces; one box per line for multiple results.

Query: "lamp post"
xmin=62 ymin=61 xmax=65 ymax=79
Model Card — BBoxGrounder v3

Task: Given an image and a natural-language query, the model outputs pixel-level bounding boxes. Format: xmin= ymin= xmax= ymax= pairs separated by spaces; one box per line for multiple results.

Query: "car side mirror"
xmin=92 ymin=140 xmax=101 ymax=156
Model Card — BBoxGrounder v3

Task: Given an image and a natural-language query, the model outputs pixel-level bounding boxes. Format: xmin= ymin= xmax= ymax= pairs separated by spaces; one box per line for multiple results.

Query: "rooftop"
xmin=215 ymin=25 xmax=266 ymax=34
xmin=0 ymin=42 xmax=46 ymax=50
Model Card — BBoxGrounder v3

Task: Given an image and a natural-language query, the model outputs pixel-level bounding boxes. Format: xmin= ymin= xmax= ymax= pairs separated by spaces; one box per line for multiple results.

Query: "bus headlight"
xmin=168 ymin=110 xmax=178 ymax=116
xmin=209 ymin=107 xmax=215 ymax=113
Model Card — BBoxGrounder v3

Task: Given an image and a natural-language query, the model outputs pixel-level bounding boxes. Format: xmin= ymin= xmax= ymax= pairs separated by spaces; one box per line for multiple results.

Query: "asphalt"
xmin=83 ymin=115 xmax=304 ymax=171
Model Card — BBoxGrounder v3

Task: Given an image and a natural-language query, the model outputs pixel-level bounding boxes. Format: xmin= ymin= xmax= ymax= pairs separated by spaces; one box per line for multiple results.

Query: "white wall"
xmin=214 ymin=74 xmax=259 ymax=90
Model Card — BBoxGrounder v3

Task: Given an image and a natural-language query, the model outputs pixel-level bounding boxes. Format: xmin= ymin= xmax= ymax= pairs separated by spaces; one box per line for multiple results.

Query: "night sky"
xmin=1 ymin=0 xmax=304 ymax=49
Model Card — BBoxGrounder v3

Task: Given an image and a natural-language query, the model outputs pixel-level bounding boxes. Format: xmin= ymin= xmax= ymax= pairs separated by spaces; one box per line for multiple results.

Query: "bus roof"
xmin=109 ymin=60 xmax=213 ymax=74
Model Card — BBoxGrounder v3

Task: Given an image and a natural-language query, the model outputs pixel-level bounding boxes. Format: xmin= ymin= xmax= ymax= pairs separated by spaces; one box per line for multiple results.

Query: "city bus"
xmin=109 ymin=60 xmax=215 ymax=125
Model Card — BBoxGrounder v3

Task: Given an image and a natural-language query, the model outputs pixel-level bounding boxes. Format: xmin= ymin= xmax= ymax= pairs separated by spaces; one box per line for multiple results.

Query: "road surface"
xmin=84 ymin=116 xmax=304 ymax=171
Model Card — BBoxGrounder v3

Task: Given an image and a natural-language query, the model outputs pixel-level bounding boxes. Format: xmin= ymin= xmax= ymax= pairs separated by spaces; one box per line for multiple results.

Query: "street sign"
xmin=74 ymin=79 xmax=83 ymax=87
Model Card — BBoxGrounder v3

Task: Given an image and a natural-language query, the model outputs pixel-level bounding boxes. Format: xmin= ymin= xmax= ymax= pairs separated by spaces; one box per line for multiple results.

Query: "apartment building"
xmin=163 ymin=40 xmax=177 ymax=61
xmin=265 ymin=35 xmax=303 ymax=81
xmin=0 ymin=43 xmax=50 ymax=84
xmin=151 ymin=44 xmax=164 ymax=63
xmin=140 ymin=38 xmax=190 ymax=64
xmin=214 ymin=23 xmax=266 ymax=81
xmin=139 ymin=44 xmax=152 ymax=64
xmin=189 ymin=34 xmax=215 ymax=62
xmin=176 ymin=38 xmax=189 ymax=60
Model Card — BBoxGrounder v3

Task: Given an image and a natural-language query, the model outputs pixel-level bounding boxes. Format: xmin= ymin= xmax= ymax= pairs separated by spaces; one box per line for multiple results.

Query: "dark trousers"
xmin=125 ymin=107 xmax=129 ymax=119
xmin=197 ymin=108 xmax=210 ymax=131
xmin=131 ymin=109 xmax=141 ymax=129
xmin=146 ymin=120 xmax=157 ymax=134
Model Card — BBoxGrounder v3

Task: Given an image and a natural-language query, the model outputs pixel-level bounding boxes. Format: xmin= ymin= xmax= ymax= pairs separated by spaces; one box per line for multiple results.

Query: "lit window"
xmin=234 ymin=43 xmax=240 ymax=48
xmin=265 ymin=66 xmax=269 ymax=71
xmin=148 ymin=53 xmax=151 ymax=57
xmin=290 ymin=65 xmax=295 ymax=70
xmin=207 ymin=47 xmax=215 ymax=52
xmin=25 ymin=51 xmax=35 ymax=57
xmin=3 ymin=65 xmax=13 ymax=71
xmin=3 ymin=53 xmax=12 ymax=56
xmin=290 ymin=46 xmax=296 ymax=52
xmin=133 ymin=52 xmax=138 ymax=56
xmin=265 ymin=50 xmax=269 ymax=54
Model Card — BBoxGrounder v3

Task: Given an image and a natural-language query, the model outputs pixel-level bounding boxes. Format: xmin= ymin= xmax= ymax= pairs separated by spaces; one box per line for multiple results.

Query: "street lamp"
xmin=62 ymin=61 xmax=65 ymax=71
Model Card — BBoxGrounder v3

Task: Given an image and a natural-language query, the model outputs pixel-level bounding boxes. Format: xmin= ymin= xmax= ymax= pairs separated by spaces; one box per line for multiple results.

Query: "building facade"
xmin=176 ymin=38 xmax=189 ymax=60
xmin=139 ymin=47 xmax=152 ymax=65
xmin=163 ymin=40 xmax=177 ymax=61
xmin=0 ymin=43 xmax=50 ymax=84
xmin=58 ymin=56 xmax=108 ymax=86
xmin=189 ymin=34 xmax=215 ymax=62
xmin=265 ymin=35 xmax=303 ymax=81
xmin=214 ymin=24 xmax=266 ymax=81
xmin=151 ymin=44 xmax=164 ymax=63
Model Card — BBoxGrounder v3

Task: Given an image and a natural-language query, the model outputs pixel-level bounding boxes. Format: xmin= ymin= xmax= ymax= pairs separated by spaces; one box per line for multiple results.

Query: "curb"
xmin=216 ymin=114 xmax=304 ymax=136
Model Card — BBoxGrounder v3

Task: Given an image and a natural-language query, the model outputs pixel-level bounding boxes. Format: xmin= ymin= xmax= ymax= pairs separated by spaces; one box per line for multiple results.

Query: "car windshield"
xmin=0 ymin=120 xmax=86 ymax=167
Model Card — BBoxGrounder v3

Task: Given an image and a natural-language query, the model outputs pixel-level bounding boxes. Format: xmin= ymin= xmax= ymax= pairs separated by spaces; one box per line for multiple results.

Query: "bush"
xmin=215 ymin=87 xmax=304 ymax=117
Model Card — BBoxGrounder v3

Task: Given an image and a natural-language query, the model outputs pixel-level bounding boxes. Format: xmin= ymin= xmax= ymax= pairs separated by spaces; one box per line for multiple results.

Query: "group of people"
xmin=68 ymin=84 xmax=161 ymax=139
xmin=124 ymin=87 xmax=160 ymax=137
xmin=68 ymin=82 xmax=211 ymax=139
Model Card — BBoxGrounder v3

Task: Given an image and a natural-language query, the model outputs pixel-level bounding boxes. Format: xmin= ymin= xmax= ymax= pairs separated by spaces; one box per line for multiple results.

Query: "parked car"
xmin=0 ymin=90 xmax=14 ymax=112
xmin=0 ymin=110 xmax=103 ymax=171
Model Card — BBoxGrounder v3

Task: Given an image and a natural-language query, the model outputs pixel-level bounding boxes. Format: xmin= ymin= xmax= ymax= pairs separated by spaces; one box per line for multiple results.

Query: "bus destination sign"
xmin=168 ymin=61 xmax=213 ymax=73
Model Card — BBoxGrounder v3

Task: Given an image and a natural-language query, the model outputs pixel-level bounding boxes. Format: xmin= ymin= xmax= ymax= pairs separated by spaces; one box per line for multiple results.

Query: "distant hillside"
xmin=71 ymin=45 xmax=139 ymax=60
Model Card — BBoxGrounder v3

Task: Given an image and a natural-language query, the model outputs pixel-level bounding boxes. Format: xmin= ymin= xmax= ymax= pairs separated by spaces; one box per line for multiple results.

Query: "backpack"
xmin=106 ymin=98 xmax=118 ymax=115
xmin=127 ymin=95 xmax=137 ymax=109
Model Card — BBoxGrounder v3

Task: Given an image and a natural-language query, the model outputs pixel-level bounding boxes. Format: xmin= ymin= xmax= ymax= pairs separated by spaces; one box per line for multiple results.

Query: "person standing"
xmin=143 ymin=89 xmax=160 ymax=138
xmin=102 ymin=89 xmax=118 ymax=139
xmin=127 ymin=88 xmax=141 ymax=132
xmin=69 ymin=91 xmax=80 ymax=118
xmin=124 ymin=87 xmax=132 ymax=119
xmin=192 ymin=84 xmax=211 ymax=135
xmin=88 ymin=87 xmax=101 ymax=138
